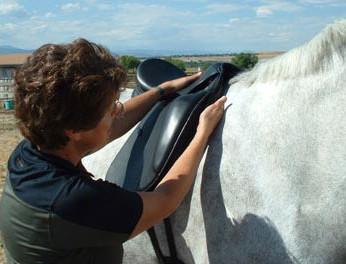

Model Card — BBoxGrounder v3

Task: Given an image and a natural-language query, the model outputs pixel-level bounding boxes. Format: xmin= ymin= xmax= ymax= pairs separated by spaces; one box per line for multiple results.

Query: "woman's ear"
xmin=65 ymin=129 xmax=83 ymax=141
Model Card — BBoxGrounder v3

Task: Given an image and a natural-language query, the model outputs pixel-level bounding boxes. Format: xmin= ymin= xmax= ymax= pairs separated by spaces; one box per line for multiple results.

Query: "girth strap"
xmin=147 ymin=218 xmax=183 ymax=264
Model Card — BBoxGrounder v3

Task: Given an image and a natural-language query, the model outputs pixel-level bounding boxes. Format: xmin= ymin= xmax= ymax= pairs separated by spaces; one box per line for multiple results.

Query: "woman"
xmin=0 ymin=38 xmax=227 ymax=263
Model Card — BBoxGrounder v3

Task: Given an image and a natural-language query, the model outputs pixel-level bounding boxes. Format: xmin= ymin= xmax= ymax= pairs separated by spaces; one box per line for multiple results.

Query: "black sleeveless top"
xmin=0 ymin=139 xmax=143 ymax=264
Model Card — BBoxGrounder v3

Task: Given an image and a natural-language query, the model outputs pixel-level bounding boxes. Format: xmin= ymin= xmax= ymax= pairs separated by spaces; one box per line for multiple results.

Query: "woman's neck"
xmin=38 ymin=143 xmax=82 ymax=167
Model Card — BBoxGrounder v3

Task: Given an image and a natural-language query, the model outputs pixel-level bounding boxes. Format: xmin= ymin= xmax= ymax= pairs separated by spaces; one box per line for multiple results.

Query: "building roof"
xmin=0 ymin=53 xmax=31 ymax=66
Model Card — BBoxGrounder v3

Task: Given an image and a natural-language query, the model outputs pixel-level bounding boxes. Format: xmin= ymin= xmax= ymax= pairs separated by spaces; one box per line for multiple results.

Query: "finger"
xmin=204 ymin=96 xmax=226 ymax=112
xmin=218 ymin=96 xmax=227 ymax=103
xmin=213 ymin=96 xmax=227 ymax=107
xmin=186 ymin=71 xmax=202 ymax=81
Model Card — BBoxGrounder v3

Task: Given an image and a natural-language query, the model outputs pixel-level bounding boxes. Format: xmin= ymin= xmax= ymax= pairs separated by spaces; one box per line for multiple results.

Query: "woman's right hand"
xmin=196 ymin=96 xmax=227 ymax=139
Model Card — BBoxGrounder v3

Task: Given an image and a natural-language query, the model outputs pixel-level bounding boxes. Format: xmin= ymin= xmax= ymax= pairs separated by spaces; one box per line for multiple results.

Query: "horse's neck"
xmin=224 ymin=65 xmax=346 ymax=186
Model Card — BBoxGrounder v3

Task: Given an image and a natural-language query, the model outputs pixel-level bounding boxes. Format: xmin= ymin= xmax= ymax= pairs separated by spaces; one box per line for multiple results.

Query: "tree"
xmin=119 ymin=55 xmax=140 ymax=72
xmin=199 ymin=61 xmax=214 ymax=71
xmin=165 ymin=58 xmax=186 ymax=72
xmin=231 ymin=53 xmax=258 ymax=70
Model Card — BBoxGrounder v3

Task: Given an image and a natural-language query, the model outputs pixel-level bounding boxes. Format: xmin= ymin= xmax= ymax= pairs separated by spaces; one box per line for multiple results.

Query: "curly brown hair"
xmin=14 ymin=38 xmax=127 ymax=150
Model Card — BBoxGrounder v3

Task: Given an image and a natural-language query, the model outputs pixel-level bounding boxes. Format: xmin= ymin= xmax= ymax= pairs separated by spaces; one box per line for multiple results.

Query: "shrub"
xmin=231 ymin=53 xmax=258 ymax=69
xmin=165 ymin=58 xmax=186 ymax=71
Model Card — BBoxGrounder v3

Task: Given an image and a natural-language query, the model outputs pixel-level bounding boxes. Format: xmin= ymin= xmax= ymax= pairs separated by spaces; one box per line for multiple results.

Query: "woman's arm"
xmin=130 ymin=96 xmax=227 ymax=238
xmin=108 ymin=72 xmax=201 ymax=141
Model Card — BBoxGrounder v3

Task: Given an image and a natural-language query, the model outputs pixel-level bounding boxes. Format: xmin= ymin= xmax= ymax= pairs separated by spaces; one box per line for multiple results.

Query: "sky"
xmin=0 ymin=0 xmax=345 ymax=54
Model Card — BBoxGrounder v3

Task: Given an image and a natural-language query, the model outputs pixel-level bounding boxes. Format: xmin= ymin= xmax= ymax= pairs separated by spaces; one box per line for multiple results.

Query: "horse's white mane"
xmin=232 ymin=19 xmax=346 ymax=85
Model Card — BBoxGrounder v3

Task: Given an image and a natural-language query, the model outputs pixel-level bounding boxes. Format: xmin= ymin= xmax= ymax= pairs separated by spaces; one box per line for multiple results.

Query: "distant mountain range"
xmin=0 ymin=45 xmax=33 ymax=54
xmin=0 ymin=45 xmax=232 ymax=57
xmin=2 ymin=45 xmax=282 ymax=59
xmin=114 ymin=49 xmax=219 ymax=57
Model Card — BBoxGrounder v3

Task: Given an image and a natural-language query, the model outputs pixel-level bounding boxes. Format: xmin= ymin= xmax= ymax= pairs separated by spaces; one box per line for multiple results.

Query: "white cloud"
xmin=0 ymin=1 xmax=23 ymax=15
xmin=97 ymin=28 xmax=142 ymax=41
xmin=205 ymin=4 xmax=241 ymax=14
xmin=65 ymin=3 xmax=192 ymax=49
xmin=61 ymin=3 xmax=81 ymax=12
xmin=229 ymin=18 xmax=240 ymax=23
xmin=1 ymin=0 xmax=340 ymax=54
xmin=112 ymin=4 xmax=191 ymax=30
xmin=45 ymin=12 xmax=55 ymax=18
xmin=30 ymin=15 xmax=40 ymax=20
xmin=78 ymin=0 xmax=113 ymax=11
xmin=256 ymin=1 xmax=301 ymax=17
xmin=0 ymin=23 xmax=17 ymax=31
xmin=97 ymin=3 xmax=114 ymax=11
xmin=31 ymin=24 xmax=48 ymax=32
xmin=256 ymin=6 xmax=273 ymax=17
xmin=268 ymin=31 xmax=292 ymax=41
xmin=299 ymin=0 xmax=346 ymax=4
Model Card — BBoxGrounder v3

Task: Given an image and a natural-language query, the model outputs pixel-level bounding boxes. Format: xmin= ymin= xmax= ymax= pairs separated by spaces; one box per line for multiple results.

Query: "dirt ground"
xmin=0 ymin=110 xmax=23 ymax=264
xmin=176 ymin=51 xmax=284 ymax=62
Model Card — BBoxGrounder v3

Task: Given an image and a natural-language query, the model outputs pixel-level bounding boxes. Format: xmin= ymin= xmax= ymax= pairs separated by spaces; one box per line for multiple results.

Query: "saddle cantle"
xmin=105 ymin=59 xmax=240 ymax=191
xmin=133 ymin=58 xmax=186 ymax=97
xmin=105 ymin=58 xmax=240 ymax=264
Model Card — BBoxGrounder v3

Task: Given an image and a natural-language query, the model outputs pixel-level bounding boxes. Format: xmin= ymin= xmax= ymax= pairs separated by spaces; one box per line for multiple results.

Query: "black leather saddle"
xmin=105 ymin=58 xmax=240 ymax=263
xmin=106 ymin=59 xmax=240 ymax=191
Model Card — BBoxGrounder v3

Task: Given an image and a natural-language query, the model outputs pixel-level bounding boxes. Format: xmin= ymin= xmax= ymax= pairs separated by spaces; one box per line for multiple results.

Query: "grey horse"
xmin=83 ymin=19 xmax=346 ymax=264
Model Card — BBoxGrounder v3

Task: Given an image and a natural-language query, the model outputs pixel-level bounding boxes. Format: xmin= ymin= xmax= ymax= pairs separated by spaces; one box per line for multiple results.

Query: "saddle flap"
xmin=105 ymin=102 xmax=168 ymax=190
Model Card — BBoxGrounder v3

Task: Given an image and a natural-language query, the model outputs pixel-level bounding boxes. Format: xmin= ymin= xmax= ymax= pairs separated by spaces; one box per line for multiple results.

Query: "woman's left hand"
xmin=159 ymin=71 xmax=202 ymax=95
